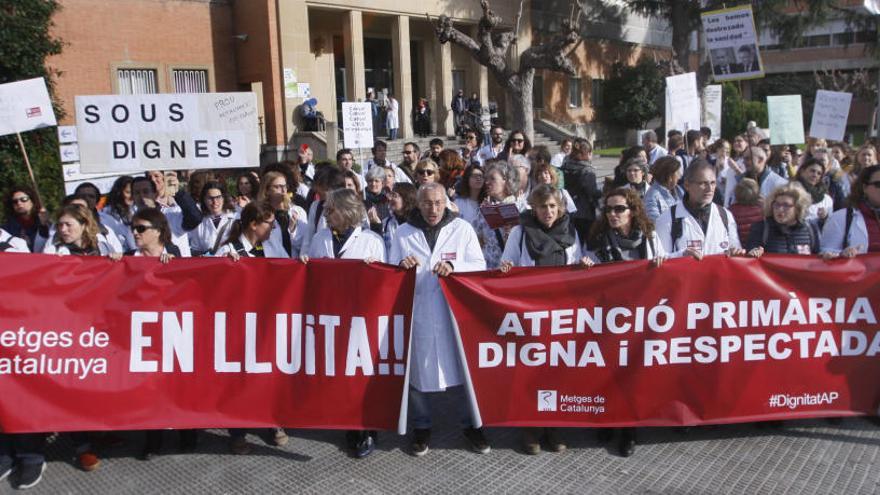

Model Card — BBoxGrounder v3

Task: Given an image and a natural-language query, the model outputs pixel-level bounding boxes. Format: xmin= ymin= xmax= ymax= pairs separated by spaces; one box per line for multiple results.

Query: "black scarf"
xmin=275 ymin=209 xmax=293 ymax=256
xmin=682 ymin=193 xmax=712 ymax=235
xmin=796 ymin=177 xmax=828 ymax=204
xmin=408 ymin=208 xmax=455 ymax=251
xmin=519 ymin=211 xmax=575 ymax=266
xmin=365 ymin=189 xmax=386 ymax=208
xmin=60 ymin=243 xmax=99 ymax=256
xmin=332 ymin=227 xmax=355 ymax=258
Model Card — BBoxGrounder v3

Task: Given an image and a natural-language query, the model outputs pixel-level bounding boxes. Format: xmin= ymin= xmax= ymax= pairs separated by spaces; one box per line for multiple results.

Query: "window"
xmin=117 ymin=69 xmax=158 ymax=94
xmin=533 ymin=75 xmax=544 ymax=109
xmin=806 ymin=34 xmax=831 ymax=47
xmin=568 ymin=77 xmax=582 ymax=108
xmin=172 ymin=69 xmax=209 ymax=93
xmin=591 ymin=78 xmax=604 ymax=108
xmin=452 ymin=70 xmax=466 ymax=95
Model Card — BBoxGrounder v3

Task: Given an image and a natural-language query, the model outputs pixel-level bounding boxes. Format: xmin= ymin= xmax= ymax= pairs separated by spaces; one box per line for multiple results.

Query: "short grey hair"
xmin=416 ymin=182 xmax=447 ymax=204
xmin=527 ymin=184 xmax=566 ymax=213
xmin=484 ymin=161 xmax=519 ymax=197
xmin=365 ymin=166 xmax=387 ymax=182
xmin=325 ymin=188 xmax=367 ymax=231
xmin=509 ymin=154 xmax=531 ymax=173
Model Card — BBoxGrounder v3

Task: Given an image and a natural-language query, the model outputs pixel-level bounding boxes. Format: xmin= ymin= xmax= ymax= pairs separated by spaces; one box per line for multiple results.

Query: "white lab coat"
xmin=0 ymin=229 xmax=29 ymax=253
xmin=215 ymin=234 xmax=289 ymax=258
xmin=157 ymin=201 xmax=193 ymax=258
xmin=99 ymin=208 xmax=135 ymax=251
xmin=264 ymin=204 xmax=308 ymax=258
xmin=584 ymin=231 xmax=666 ymax=264
xmin=806 ymin=194 xmax=833 ymax=224
xmin=820 ymin=207 xmax=869 ymax=255
xmin=453 ymin=197 xmax=481 ymax=229
xmin=308 ymin=225 xmax=386 ymax=262
xmin=501 ymin=225 xmax=583 ymax=267
xmin=722 ymin=168 xmax=789 ymax=207
xmin=188 ymin=211 xmax=237 ymax=256
xmin=389 ymin=216 xmax=486 ymax=392
xmin=386 ymin=98 xmax=399 ymax=130
xmin=303 ymin=200 xmax=329 ymax=255
xmin=656 ymin=202 xmax=741 ymax=257
xmin=42 ymin=226 xmax=122 ymax=255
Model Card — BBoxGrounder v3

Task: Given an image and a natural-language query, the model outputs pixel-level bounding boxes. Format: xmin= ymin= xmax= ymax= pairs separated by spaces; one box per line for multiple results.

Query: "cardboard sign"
xmin=0 ymin=78 xmax=58 ymax=137
xmin=665 ymin=73 xmax=701 ymax=135
xmin=767 ymin=95 xmax=805 ymax=145
xmin=342 ymin=102 xmax=374 ymax=149
xmin=702 ymin=85 xmax=723 ymax=145
xmin=702 ymin=6 xmax=765 ymax=82
xmin=809 ymin=90 xmax=852 ymax=142
xmin=480 ymin=203 xmax=520 ymax=229
xmin=75 ymin=92 xmax=260 ymax=173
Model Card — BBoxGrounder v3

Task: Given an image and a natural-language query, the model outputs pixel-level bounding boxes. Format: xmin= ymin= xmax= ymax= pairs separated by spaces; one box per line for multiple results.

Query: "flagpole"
xmin=15 ymin=132 xmax=44 ymax=206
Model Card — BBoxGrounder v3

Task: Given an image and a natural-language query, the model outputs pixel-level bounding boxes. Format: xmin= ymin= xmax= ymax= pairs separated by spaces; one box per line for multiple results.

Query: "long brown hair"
xmin=589 ymin=188 xmax=654 ymax=246
xmin=53 ymin=204 xmax=99 ymax=252
xmin=225 ymin=201 xmax=276 ymax=245
xmin=849 ymin=165 xmax=880 ymax=208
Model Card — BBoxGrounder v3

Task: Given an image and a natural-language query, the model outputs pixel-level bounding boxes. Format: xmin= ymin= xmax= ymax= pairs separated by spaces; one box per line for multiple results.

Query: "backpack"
xmin=843 ymin=206 xmax=854 ymax=249
xmin=670 ymin=203 xmax=730 ymax=249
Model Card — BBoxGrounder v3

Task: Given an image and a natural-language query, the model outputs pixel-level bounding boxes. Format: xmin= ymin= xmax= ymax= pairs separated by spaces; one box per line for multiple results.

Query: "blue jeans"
xmin=0 ymin=434 xmax=45 ymax=466
xmin=389 ymin=128 xmax=398 ymax=140
xmin=408 ymin=385 xmax=476 ymax=430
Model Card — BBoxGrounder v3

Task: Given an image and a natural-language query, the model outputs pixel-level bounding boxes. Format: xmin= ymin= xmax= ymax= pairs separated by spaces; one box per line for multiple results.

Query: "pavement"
xmin=4 ymin=399 xmax=880 ymax=494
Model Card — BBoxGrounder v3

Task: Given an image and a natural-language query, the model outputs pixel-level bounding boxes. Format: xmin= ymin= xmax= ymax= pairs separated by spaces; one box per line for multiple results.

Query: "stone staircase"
xmin=348 ymin=130 xmax=562 ymax=163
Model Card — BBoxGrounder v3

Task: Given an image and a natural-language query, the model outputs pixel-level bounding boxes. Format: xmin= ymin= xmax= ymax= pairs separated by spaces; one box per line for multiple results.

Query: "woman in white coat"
xmin=821 ymin=164 xmax=880 ymax=258
xmin=499 ymin=184 xmax=590 ymax=456
xmin=302 ymin=188 xmax=385 ymax=458
xmin=793 ymin=158 xmax=833 ymax=226
xmin=189 ymin=181 xmax=237 ymax=256
xmin=257 ymin=171 xmax=308 ymax=258
xmin=216 ymin=201 xmax=280 ymax=260
xmin=386 ymin=94 xmax=399 ymax=140
xmin=390 ymin=182 xmax=489 ymax=457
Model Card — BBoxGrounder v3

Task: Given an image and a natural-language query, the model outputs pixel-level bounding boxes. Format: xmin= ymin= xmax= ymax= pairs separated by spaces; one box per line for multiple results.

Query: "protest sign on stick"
xmin=809 ymin=90 xmax=852 ymax=142
xmin=665 ymin=73 xmax=701 ymax=138
xmin=702 ymin=6 xmax=765 ymax=82
xmin=767 ymin=95 xmax=805 ymax=145
xmin=76 ymin=92 xmax=260 ymax=173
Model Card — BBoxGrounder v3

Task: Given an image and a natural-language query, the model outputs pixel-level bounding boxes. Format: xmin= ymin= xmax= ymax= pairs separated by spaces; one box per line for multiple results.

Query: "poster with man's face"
xmin=702 ymin=6 xmax=765 ymax=82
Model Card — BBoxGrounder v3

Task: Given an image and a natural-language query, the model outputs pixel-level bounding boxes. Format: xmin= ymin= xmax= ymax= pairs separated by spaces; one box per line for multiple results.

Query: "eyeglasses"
xmin=417 ymin=169 xmax=436 ymax=176
xmin=511 ymin=138 xmax=525 ymax=143
xmin=11 ymin=196 xmax=30 ymax=204
xmin=466 ymin=135 xmax=477 ymax=140
xmin=604 ymin=205 xmax=631 ymax=215
xmin=492 ymin=133 xmax=503 ymax=138
xmin=206 ymin=195 xmax=223 ymax=202
xmin=131 ymin=224 xmax=158 ymax=234
xmin=772 ymin=202 xmax=795 ymax=211
xmin=866 ymin=181 xmax=880 ymax=189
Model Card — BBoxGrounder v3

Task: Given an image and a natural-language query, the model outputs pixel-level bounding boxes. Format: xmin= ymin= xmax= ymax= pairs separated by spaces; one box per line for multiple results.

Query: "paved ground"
xmin=4 ymin=403 xmax=880 ymax=494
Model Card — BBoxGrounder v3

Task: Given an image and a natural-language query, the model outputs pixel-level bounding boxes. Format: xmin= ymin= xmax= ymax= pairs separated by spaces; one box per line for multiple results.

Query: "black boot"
xmin=618 ymin=428 xmax=636 ymax=457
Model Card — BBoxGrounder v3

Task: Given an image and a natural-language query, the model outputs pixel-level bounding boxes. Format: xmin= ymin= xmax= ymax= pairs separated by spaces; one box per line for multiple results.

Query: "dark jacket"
xmin=561 ymin=157 xmax=599 ymax=221
xmin=745 ymin=218 xmax=820 ymax=255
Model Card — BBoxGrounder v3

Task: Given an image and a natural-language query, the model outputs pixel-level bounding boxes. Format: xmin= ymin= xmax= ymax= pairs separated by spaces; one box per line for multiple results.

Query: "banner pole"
xmin=15 ymin=132 xmax=44 ymax=207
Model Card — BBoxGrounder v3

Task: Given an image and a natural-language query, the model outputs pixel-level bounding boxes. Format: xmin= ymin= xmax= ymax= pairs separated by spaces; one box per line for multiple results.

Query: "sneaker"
xmin=411 ymin=428 xmax=430 ymax=457
xmin=15 ymin=462 xmax=46 ymax=490
xmin=0 ymin=455 xmax=13 ymax=482
xmin=229 ymin=436 xmax=251 ymax=455
xmin=543 ymin=427 xmax=567 ymax=453
xmin=354 ymin=434 xmax=375 ymax=459
xmin=272 ymin=428 xmax=289 ymax=447
xmin=77 ymin=451 xmax=101 ymax=472
xmin=463 ymin=427 xmax=490 ymax=454
xmin=521 ymin=428 xmax=541 ymax=455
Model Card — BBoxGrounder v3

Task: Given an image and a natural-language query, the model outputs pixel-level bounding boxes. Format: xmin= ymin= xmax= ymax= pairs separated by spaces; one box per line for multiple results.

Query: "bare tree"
xmin=430 ymin=0 xmax=581 ymax=139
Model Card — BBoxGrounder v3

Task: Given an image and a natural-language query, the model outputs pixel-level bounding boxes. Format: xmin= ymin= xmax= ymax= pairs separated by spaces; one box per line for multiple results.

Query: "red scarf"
xmin=858 ymin=203 xmax=880 ymax=252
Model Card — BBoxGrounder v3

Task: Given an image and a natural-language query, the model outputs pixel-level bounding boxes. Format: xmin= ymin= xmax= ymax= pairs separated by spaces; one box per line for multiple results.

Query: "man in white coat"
xmin=656 ymin=160 xmax=745 ymax=259
xmin=390 ymin=182 xmax=489 ymax=457
xmin=722 ymin=147 xmax=788 ymax=207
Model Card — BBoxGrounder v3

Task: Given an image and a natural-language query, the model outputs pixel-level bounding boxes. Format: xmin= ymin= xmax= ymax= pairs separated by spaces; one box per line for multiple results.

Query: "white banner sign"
xmin=342 ymin=102 xmax=374 ymax=149
xmin=702 ymin=6 xmax=764 ymax=82
xmin=75 ymin=92 xmax=260 ymax=173
xmin=0 ymin=78 xmax=58 ymax=137
xmin=665 ymin=73 xmax=701 ymax=136
xmin=767 ymin=95 xmax=805 ymax=145
xmin=809 ymin=90 xmax=853 ymax=142
xmin=62 ymin=163 xmax=129 ymax=195
xmin=701 ymin=85 xmax=723 ymax=145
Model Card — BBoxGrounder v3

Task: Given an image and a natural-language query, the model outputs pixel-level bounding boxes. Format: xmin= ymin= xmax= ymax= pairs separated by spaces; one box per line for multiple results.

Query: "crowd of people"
xmin=0 ymin=124 xmax=877 ymax=489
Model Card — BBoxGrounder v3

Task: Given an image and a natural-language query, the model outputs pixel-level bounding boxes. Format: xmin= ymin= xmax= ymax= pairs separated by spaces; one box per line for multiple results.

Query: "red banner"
xmin=0 ymin=254 xmax=414 ymax=433
xmin=441 ymin=255 xmax=880 ymax=427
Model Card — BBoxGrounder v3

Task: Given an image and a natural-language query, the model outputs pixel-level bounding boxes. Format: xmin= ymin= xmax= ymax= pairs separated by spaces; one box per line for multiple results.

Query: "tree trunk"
xmin=670 ymin=0 xmax=691 ymax=70
xmin=507 ymin=70 xmax=535 ymax=139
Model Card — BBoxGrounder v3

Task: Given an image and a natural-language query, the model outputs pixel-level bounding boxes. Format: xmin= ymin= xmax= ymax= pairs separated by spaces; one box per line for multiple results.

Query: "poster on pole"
xmin=702 ymin=85 xmax=723 ymax=145
xmin=0 ymin=78 xmax=58 ymax=137
xmin=809 ymin=90 xmax=852 ymax=142
xmin=702 ymin=6 xmax=764 ymax=82
xmin=665 ymin=73 xmax=701 ymax=136
xmin=767 ymin=95 xmax=805 ymax=145
xmin=342 ymin=102 xmax=374 ymax=149
xmin=75 ymin=92 xmax=260 ymax=174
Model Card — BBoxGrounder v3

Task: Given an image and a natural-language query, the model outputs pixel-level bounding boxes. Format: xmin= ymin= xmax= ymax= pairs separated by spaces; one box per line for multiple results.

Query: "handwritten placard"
xmin=0 ymin=78 xmax=57 ymax=137
xmin=767 ymin=95 xmax=805 ymax=145
xmin=342 ymin=102 xmax=374 ymax=149
xmin=809 ymin=90 xmax=852 ymax=142
xmin=665 ymin=73 xmax=701 ymax=135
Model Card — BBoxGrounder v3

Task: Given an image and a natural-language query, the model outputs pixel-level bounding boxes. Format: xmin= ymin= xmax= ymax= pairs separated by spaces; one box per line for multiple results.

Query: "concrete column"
xmin=434 ymin=39 xmax=454 ymax=136
xmin=343 ymin=10 xmax=366 ymax=102
xmin=470 ymin=25 xmax=489 ymax=107
xmin=421 ymin=40 xmax=438 ymax=133
xmin=392 ymin=15 xmax=413 ymax=139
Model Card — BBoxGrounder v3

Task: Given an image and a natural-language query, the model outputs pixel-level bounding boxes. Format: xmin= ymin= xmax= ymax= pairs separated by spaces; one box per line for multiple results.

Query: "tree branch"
xmin=518 ymin=18 xmax=579 ymax=75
